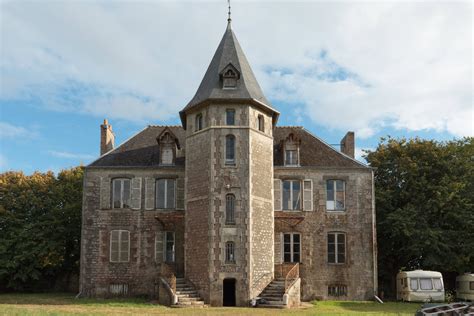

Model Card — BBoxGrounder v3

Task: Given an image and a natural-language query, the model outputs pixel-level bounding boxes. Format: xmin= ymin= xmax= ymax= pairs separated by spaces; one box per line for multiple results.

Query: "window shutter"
xmin=121 ymin=231 xmax=130 ymax=262
xmin=100 ymin=177 xmax=111 ymax=209
xmin=155 ymin=231 xmax=164 ymax=263
xmin=110 ymin=231 xmax=119 ymax=262
xmin=176 ymin=178 xmax=185 ymax=210
xmin=144 ymin=178 xmax=155 ymax=210
xmin=130 ymin=177 xmax=142 ymax=210
xmin=274 ymin=179 xmax=281 ymax=211
xmin=303 ymin=179 xmax=313 ymax=211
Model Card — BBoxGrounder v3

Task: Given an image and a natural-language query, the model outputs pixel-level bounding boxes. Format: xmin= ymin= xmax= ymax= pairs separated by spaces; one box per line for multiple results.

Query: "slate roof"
xmin=179 ymin=22 xmax=278 ymax=127
xmin=89 ymin=126 xmax=367 ymax=169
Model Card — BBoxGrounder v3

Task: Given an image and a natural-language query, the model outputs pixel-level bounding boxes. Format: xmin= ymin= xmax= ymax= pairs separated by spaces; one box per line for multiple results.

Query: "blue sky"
xmin=1 ymin=1 xmax=472 ymax=174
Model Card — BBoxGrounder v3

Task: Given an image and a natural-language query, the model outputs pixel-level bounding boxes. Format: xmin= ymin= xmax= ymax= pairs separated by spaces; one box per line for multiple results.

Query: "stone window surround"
xmin=225 ymin=241 xmax=236 ymax=264
xmin=195 ymin=113 xmax=203 ymax=132
xmin=325 ymin=179 xmax=346 ymax=212
xmin=226 ymin=108 xmax=236 ymax=126
xmin=327 ymin=231 xmax=347 ymax=265
xmin=110 ymin=229 xmax=130 ymax=263
xmin=225 ymin=193 xmax=236 ymax=225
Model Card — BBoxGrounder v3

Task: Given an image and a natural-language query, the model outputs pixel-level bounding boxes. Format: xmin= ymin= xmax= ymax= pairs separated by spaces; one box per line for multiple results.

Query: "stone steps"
xmin=173 ymin=278 xmax=206 ymax=307
xmin=257 ymin=279 xmax=287 ymax=309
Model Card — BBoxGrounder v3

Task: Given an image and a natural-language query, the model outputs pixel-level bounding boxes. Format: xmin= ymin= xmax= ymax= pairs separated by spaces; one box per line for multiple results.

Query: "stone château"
xmin=79 ymin=17 xmax=377 ymax=308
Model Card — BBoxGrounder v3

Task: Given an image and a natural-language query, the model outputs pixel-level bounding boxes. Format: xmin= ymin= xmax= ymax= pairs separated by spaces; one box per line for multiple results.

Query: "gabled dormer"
xmin=157 ymin=127 xmax=181 ymax=166
xmin=282 ymin=133 xmax=301 ymax=167
xmin=220 ymin=63 xmax=240 ymax=89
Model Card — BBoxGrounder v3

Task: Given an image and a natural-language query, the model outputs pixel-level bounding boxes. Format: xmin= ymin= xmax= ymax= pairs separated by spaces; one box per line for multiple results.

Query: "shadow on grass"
xmin=0 ymin=293 xmax=155 ymax=307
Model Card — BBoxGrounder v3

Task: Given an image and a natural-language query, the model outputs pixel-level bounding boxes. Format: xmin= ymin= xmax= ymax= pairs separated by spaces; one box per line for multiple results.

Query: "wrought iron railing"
xmin=284 ymin=263 xmax=299 ymax=293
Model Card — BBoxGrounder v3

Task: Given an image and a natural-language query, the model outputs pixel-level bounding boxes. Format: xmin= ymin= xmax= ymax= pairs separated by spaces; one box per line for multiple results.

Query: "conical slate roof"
xmin=180 ymin=22 xmax=277 ymax=127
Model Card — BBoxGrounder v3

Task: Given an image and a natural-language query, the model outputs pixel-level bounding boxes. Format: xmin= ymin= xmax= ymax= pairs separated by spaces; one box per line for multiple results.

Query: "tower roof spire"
xmin=227 ymin=0 xmax=231 ymax=27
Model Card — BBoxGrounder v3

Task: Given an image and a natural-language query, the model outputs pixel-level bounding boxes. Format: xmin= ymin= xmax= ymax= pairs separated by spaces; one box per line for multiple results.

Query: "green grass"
xmin=0 ymin=293 xmax=421 ymax=315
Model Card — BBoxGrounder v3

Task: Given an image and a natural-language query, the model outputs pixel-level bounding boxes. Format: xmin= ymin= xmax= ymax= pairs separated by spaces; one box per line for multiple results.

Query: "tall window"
xmin=283 ymin=233 xmax=300 ymax=263
xmin=225 ymin=241 xmax=235 ymax=263
xmin=164 ymin=232 xmax=175 ymax=262
xmin=258 ymin=115 xmax=264 ymax=132
xmin=326 ymin=180 xmax=345 ymax=211
xmin=156 ymin=179 xmax=175 ymax=209
xmin=112 ymin=178 xmax=131 ymax=209
xmin=225 ymin=194 xmax=235 ymax=224
xmin=285 ymin=150 xmax=298 ymax=166
xmin=328 ymin=232 xmax=346 ymax=264
xmin=282 ymin=180 xmax=301 ymax=210
xmin=110 ymin=230 xmax=130 ymax=262
xmin=226 ymin=109 xmax=235 ymax=125
xmin=195 ymin=113 xmax=203 ymax=131
xmin=225 ymin=135 xmax=235 ymax=165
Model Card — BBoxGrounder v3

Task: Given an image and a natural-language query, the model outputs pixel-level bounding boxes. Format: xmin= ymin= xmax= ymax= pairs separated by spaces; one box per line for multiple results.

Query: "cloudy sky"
xmin=1 ymin=0 xmax=472 ymax=174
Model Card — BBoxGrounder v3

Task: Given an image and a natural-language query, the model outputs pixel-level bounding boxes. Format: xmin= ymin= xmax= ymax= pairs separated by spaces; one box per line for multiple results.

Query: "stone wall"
xmin=273 ymin=167 xmax=377 ymax=301
xmin=79 ymin=168 xmax=185 ymax=298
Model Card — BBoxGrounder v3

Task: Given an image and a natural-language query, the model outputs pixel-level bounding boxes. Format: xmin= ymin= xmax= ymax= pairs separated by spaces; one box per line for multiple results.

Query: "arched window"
xmin=225 ymin=135 xmax=235 ymax=165
xmin=225 ymin=241 xmax=235 ymax=263
xmin=257 ymin=115 xmax=264 ymax=132
xmin=225 ymin=194 xmax=235 ymax=224
xmin=195 ymin=113 xmax=203 ymax=131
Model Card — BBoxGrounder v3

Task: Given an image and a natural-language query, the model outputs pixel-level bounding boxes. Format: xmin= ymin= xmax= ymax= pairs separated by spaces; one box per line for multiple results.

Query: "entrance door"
xmin=223 ymin=278 xmax=236 ymax=306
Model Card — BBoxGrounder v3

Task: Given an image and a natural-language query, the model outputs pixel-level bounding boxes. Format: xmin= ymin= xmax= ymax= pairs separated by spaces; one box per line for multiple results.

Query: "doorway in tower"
xmin=223 ymin=278 xmax=236 ymax=306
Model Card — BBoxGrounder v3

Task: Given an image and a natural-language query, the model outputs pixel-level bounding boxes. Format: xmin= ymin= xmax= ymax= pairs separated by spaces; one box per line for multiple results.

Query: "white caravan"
xmin=396 ymin=270 xmax=444 ymax=302
xmin=456 ymin=273 xmax=474 ymax=301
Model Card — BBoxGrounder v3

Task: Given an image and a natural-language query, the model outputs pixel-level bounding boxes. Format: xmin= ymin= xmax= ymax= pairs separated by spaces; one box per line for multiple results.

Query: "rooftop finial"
xmin=227 ymin=0 xmax=231 ymax=25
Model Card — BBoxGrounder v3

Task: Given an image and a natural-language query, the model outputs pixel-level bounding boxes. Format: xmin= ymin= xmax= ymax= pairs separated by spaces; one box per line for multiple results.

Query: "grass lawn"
xmin=0 ymin=293 xmax=421 ymax=315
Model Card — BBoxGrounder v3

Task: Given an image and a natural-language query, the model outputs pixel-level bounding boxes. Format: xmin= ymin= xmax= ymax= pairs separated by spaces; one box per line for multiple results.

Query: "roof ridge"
xmin=147 ymin=125 xmax=183 ymax=128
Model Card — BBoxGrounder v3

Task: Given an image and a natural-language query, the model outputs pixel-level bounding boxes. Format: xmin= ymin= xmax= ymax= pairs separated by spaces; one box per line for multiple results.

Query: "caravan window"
xmin=420 ymin=278 xmax=433 ymax=290
xmin=433 ymin=278 xmax=443 ymax=290
xmin=410 ymin=279 xmax=418 ymax=290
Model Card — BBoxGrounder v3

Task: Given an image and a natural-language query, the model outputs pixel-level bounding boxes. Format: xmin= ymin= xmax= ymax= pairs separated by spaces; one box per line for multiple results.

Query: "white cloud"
xmin=1 ymin=1 xmax=472 ymax=135
xmin=0 ymin=122 xmax=36 ymax=139
xmin=48 ymin=150 xmax=95 ymax=160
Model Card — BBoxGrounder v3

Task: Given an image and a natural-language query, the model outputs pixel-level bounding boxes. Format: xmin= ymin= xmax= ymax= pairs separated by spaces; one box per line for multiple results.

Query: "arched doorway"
xmin=223 ymin=278 xmax=236 ymax=306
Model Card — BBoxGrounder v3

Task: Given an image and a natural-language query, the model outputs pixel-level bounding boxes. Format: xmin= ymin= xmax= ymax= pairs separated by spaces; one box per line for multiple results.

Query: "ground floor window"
xmin=110 ymin=230 xmax=130 ymax=262
xmin=225 ymin=241 xmax=235 ymax=263
xmin=164 ymin=231 xmax=175 ymax=262
xmin=327 ymin=232 xmax=346 ymax=264
xmin=283 ymin=233 xmax=300 ymax=263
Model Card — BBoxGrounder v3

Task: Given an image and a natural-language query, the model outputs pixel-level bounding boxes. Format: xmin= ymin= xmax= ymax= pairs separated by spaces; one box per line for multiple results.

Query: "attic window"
xmin=221 ymin=64 xmax=240 ymax=89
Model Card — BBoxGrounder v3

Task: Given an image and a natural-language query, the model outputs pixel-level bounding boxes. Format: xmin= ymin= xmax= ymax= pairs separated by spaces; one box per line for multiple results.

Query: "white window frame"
xmin=282 ymin=232 xmax=301 ymax=263
xmin=164 ymin=231 xmax=175 ymax=263
xmin=326 ymin=179 xmax=346 ymax=211
xmin=327 ymin=232 xmax=346 ymax=264
xmin=156 ymin=179 xmax=176 ymax=209
xmin=110 ymin=230 xmax=130 ymax=263
xmin=282 ymin=180 xmax=301 ymax=211
xmin=112 ymin=178 xmax=131 ymax=209
xmin=285 ymin=149 xmax=299 ymax=166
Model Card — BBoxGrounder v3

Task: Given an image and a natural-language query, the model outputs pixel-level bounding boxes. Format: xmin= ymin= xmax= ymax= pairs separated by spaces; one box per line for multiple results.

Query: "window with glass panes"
xmin=282 ymin=180 xmax=301 ymax=210
xmin=326 ymin=180 xmax=345 ymax=211
xmin=164 ymin=232 xmax=175 ymax=262
xmin=283 ymin=233 xmax=301 ymax=263
xmin=327 ymin=232 xmax=346 ymax=264
xmin=110 ymin=230 xmax=130 ymax=262
xmin=156 ymin=179 xmax=175 ymax=209
xmin=225 ymin=135 xmax=235 ymax=164
xmin=112 ymin=178 xmax=131 ymax=209
xmin=225 ymin=241 xmax=235 ymax=263
xmin=226 ymin=109 xmax=235 ymax=125
xmin=225 ymin=194 xmax=235 ymax=224
xmin=195 ymin=113 xmax=203 ymax=131
xmin=285 ymin=150 xmax=298 ymax=166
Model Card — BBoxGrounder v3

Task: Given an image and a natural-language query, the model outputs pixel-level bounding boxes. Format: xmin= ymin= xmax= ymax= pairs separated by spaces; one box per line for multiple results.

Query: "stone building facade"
xmin=79 ymin=20 xmax=377 ymax=307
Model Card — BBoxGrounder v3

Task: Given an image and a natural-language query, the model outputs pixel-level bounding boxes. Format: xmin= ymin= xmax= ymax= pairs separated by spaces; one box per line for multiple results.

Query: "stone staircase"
xmin=257 ymin=278 xmax=286 ymax=308
xmin=173 ymin=278 xmax=207 ymax=307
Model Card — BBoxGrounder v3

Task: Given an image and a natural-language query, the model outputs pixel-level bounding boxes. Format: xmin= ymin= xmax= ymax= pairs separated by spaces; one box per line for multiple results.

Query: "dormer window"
xmin=283 ymin=133 xmax=301 ymax=167
xmin=220 ymin=63 xmax=240 ymax=90
xmin=157 ymin=129 xmax=180 ymax=166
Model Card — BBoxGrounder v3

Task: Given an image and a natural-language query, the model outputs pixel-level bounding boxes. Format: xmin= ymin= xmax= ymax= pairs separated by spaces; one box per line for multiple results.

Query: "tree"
xmin=0 ymin=167 xmax=84 ymax=291
xmin=366 ymin=137 xmax=474 ymax=296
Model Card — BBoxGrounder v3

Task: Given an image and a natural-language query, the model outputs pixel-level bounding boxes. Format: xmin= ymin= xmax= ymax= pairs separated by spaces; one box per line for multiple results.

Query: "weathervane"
xmin=227 ymin=0 xmax=231 ymax=23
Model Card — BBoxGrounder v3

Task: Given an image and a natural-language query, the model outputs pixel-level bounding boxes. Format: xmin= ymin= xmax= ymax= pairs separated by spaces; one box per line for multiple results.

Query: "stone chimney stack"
xmin=100 ymin=119 xmax=115 ymax=156
xmin=340 ymin=131 xmax=355 ymax=158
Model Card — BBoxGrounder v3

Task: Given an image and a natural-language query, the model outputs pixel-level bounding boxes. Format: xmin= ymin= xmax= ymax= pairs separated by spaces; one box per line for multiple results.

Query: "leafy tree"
xmin=366 ymin=137 xmax=474 ymax=296
xmin=0 ymin=167 xmax=83 ymax=291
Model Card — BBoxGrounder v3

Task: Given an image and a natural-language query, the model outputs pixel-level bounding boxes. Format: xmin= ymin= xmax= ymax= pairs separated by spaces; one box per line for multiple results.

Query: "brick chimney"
xmin=100 ymin=119 xmax=115 ymax=155
xmin=340 ymin=131 xmax=355 ymax=158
